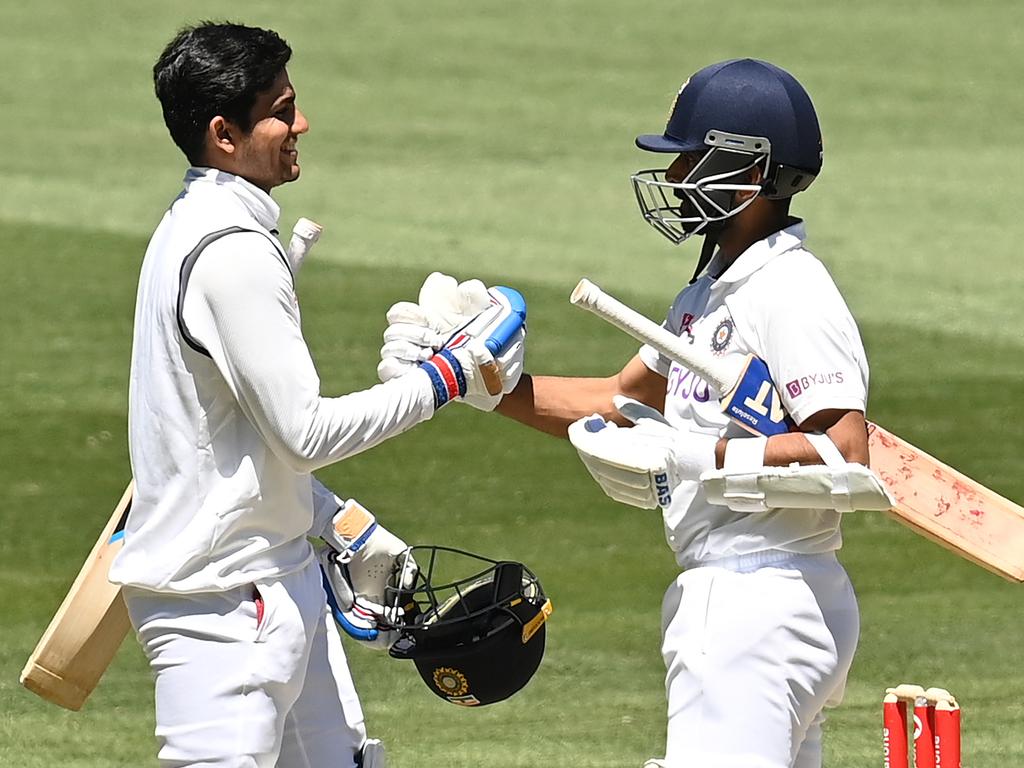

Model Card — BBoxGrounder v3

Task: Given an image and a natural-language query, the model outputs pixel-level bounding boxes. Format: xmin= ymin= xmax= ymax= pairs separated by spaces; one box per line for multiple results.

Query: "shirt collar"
xmin=708 ymin=220 xmax=807 ymax=284
xmin=184 ymin=167 xmax=281 ymax=233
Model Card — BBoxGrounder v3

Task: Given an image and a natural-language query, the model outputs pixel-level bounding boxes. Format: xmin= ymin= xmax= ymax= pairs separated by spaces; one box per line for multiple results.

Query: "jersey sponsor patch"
xmin=666 ymin=363 xmax=711 ymax=403
xmin=785 ymin=371 xmax=846 ymax=398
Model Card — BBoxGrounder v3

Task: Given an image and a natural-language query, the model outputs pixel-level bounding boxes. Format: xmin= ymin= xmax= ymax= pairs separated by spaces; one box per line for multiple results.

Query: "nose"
xmin=665 ymin=155 xmax=691 ymax=184
xmin=292 ymin=107 xmax=310 ymax=136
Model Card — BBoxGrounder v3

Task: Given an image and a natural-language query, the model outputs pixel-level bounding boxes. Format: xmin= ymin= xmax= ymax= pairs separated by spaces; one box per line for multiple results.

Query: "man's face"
xmin=230 ymin=69 xmax=309 ymax=192
xmin=664 ymin=151 xmax=705 ymax=232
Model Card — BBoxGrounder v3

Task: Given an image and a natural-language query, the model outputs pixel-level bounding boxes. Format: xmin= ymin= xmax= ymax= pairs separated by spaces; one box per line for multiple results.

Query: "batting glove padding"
xmin=567 ymin=395 xmax=718 ymax=510
xmin=320 ymin=500 xmax=419 ymax=650
xmin=378 ymin=272 xmax=526 ymax=410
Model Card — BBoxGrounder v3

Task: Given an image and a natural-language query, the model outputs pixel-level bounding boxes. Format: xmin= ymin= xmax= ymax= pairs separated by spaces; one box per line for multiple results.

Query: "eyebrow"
xmin=271 ymin=89 xmax=296 ymax=109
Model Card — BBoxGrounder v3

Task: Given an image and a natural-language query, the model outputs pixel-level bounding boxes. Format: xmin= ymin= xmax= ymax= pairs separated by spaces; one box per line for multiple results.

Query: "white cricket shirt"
xmin=110 ymin=168 xmax=436 ymax=592
xmin=639 ymin=221 xmax=869 ymax=568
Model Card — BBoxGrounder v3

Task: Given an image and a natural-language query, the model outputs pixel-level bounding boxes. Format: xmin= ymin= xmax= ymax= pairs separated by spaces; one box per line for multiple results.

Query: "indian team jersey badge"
xmin=710 ymin=318 xmax=734 ymax=355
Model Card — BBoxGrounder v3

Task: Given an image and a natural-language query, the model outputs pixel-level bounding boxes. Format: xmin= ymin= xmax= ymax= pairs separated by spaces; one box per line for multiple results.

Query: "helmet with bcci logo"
xmin=386 ymin=546 xmax=552 ymax=707
xmin=632 ymin=58 xmax=823 ymax=245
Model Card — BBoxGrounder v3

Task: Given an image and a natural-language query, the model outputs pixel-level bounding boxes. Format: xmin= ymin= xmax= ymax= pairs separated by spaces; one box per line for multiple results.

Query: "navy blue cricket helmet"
xmin=632 ymin=59 xmax=822 ymax=245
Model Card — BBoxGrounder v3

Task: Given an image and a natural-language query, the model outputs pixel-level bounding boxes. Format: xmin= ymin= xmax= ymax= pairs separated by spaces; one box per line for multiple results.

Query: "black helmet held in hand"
xmin=387 ymin=546 xmax=552 ymax=707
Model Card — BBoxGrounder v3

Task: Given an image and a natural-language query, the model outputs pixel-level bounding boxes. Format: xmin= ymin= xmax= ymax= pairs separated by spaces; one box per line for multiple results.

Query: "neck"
xmin=713 ymin=213 xmax=796 ymax=268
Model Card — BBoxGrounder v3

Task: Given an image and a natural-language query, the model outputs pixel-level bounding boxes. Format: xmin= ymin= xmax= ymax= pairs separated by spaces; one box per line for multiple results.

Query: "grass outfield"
xmin=2 ymin=1 xmax=1024 ymax=766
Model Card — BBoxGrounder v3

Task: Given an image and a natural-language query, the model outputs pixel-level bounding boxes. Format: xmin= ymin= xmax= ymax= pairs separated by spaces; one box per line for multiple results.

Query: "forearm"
xmin=497 ymin=354 xmax=667 ymax=439
xmin=496 ymin=373 xmax=622 ymax=438
xmin=310 ymin=477 xmax=343 ymax=537
xmin=715 ymin=410 xmax=870 ymax=468
xmin=188 ymin=241 xmax=436 ymax=473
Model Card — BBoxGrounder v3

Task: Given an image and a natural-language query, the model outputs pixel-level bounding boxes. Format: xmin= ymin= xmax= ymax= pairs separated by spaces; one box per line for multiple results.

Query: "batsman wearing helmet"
xmin=381 ymin=59 xmax=869 ymax=767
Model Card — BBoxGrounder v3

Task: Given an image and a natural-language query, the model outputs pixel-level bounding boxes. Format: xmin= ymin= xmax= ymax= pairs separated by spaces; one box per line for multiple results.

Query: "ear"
xmin=207 ymin=116 xmax=237 ymax=157
xmin=734 ymin=162 xmax=766 ymax=203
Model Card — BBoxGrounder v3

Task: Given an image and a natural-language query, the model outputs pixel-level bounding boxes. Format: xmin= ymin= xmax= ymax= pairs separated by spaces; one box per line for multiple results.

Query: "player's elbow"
xmin=825 ymin=411 xmax=870 ymax=465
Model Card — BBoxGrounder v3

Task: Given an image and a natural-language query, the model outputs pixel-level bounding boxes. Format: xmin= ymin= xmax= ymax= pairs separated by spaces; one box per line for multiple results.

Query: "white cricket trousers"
xmin=659 ymin=551 xmax=859 ymax=768
xmin=123 ymin=559 xmax=367 ymax=768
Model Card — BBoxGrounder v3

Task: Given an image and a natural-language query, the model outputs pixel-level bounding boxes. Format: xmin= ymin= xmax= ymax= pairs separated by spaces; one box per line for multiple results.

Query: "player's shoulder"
xmin=759 ymin=243 xmax=834 ymax=286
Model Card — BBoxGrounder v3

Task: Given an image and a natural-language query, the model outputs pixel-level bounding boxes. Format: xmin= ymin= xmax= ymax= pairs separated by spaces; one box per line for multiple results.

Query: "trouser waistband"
xmin=694 ymin=550 xmax=836 ymax=574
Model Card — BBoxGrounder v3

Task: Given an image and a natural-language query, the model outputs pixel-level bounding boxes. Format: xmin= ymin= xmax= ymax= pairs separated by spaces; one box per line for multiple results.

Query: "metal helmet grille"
xmin=631 ymin=133 xmax=770 ymax=245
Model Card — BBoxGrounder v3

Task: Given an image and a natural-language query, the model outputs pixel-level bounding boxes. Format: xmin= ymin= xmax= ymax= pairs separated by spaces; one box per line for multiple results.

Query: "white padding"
xmin=723 ymin=435 xmax=769 ymax=472
xmin=700 ymin=462 xmax=894 ymax=513
xmin=804 ymin=432 xmax=845 ymax=466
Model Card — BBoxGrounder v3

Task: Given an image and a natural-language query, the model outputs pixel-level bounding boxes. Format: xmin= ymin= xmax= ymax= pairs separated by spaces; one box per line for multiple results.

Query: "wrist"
xmin=419 ymin=349 xmax=467 ymax=408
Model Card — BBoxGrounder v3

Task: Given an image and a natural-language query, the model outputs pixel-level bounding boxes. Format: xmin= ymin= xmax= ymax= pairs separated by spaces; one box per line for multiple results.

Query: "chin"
xmin=274 ymin=166 xmax=301 ymax=188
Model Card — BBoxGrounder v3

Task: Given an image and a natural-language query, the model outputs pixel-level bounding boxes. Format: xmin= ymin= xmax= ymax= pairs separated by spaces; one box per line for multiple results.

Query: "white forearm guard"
xmin=700 ymin=432 xmax=894 ymax=513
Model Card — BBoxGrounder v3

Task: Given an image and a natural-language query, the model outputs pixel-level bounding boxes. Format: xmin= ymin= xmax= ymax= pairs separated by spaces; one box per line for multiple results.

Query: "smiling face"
xmin=205 ymin=68 xmax=309 ymax=192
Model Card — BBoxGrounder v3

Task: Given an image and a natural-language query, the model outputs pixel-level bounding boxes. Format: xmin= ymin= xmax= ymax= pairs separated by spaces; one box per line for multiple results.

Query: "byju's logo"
xmin=786 ymin=371 xmax=845 ymax=399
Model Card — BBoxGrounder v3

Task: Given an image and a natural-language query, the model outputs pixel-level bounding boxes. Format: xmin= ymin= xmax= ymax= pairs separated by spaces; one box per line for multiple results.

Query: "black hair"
xmin=153 ymin=22 xmax=292 ymax=165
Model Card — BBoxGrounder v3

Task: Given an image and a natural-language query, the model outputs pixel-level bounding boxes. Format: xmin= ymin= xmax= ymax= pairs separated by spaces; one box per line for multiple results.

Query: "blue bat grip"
xmin=483 ymin=286 xmax=527 ymax=355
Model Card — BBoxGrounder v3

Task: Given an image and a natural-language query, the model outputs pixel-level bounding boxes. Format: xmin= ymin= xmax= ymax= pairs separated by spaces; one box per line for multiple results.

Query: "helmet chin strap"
xmin=689 ymin=224 xmax=721 ymax=284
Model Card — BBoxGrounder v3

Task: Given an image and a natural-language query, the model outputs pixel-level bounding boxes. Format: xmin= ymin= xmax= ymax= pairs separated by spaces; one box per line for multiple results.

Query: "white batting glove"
xmin=320 ymin=500 xmax=419 ymax=650
xmin=378 ymin=272 xmax=526 ymax=411
xmin=378 ymin=273 xmax=493 ymax=381
xmin=567 ymin=395 xmax=719 ymax=509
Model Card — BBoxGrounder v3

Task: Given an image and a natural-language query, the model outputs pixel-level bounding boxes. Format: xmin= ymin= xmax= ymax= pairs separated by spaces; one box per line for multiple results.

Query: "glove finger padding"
xmin=568 ymin=415 xmax=672 ymax=509
xmin=418 ymin=272 xmax=491 ymax=328
xmin=318 ymin=546 xmax=399 ymax=651
xmin=383 ymin=323 xmax=445 ymax=348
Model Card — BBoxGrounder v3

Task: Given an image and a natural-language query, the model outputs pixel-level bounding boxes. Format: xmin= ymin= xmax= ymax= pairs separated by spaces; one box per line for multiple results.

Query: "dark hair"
xmin=154 ymin=22 xmax=292 ymax=165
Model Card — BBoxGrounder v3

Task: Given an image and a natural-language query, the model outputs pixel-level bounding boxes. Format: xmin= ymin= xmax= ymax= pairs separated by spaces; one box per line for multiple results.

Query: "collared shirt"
xmin=111 ymin=168 xmax=435 ymax=592
xmin=639 ymin=221 xmax=869 ymax=567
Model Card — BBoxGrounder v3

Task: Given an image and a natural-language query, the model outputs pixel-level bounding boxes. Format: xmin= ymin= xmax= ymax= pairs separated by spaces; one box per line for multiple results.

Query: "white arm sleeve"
xmin=182 ymin=233 xmax=436 ymax=472
xmin=311 ymin=477 xmax=344 ymax=538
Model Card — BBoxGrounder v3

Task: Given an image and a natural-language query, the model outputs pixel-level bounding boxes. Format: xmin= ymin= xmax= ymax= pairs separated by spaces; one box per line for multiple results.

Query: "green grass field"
xmin=2 ymin=1 xmax=1023 ymax=765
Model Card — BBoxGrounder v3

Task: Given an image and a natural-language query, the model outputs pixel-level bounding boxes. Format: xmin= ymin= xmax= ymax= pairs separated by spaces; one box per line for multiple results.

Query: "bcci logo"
xmin=710 ymin=318 xmax=734 ymax=355
xmin=433 ymin=667 xmax=469 ymax=697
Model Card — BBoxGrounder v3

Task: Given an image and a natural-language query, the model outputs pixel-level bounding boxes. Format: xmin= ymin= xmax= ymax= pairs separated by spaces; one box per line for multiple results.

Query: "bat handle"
xmin=286 ymin=218 xmax=323 ymax=268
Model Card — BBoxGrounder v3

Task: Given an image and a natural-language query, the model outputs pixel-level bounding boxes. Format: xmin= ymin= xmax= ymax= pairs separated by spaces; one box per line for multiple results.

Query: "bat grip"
xmin=570 ymin=279 xmax=734 ymax=392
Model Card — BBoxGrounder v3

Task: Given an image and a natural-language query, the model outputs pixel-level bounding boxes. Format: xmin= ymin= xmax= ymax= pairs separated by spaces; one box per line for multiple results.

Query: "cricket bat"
xmin=20 ymin=481 xmax=134 ymax=710
xmin=570 ymin=278 xmax=1024 ymax=583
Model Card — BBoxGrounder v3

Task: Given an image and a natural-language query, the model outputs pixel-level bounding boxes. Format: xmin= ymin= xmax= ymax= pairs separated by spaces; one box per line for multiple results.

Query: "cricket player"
xmin=379 ymin=59 xmax=867 ymax=767
xmin=109 ymin=22 xmax=522 ymax=768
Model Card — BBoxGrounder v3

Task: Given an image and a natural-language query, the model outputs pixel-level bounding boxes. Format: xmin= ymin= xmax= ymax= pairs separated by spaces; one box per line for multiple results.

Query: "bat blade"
xmin=868 ymin=424 xmax=1024 ymax=583
xmin=20 ymin=481 xmax=134 ymax=710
